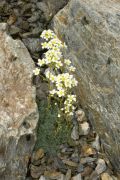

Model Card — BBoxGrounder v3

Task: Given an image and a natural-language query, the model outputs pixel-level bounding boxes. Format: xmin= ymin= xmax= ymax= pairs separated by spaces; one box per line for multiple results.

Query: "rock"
xmin=79 ymin=122 xmax=90 ymax=136
xmin=32 ymin=27 xmax=43 ymax=36
xmin=21 ymin=3 xmax=32 ymax=14
xmin=71 ymin=126 xmax=79 ymax=140
xmin=28 ymin=12 xmax=40 ymax=23
xmin=76 ymin=109 xmax=86 ymax=122
xmin=31 ymin=148 xmax=44 ymax=164
xmin=81 ymin=166 xmax=93 ymax=177
xmin=72 ymin=173 xmax=82 ymax=180
xmin=7 ymin=14 xmax=17 ymax=25
xmin=53 ymin=157 xmax=67 ymax=173
xmin=81 ymin=145 xmax=96 ymax=156
xmin=95 ymin=159 xmax=107 ymax=175
xmin=71 ymin=148 xmax=79 ymax=163
xmin=35 ymin=80 xmax=49 ymax=100
xmin=36 ymin=2 xmax=51 ymax=22
xmin=111 ymin=176 xmax=118 ymax=180
xmin=8 ymin=25 xmax=21 ymax=36
xmin=22 ymin=38 xmax=42 ymax=53
xmin=44 ymin=170 xmax=62 ymax=179
xmin=53 ymin=0 xmax=120 ymax=173
xmin=77 ymin=164 xmax=84 ymax=173
xmin=30 ymin=164 xmax=45 ymax=179
xmin=0 ymin=23 xmax=38 ymax=179
xmin=58 ymin=174 xmax=66 ymax=180
xmin=101 ymin=173 xmax=114 ymax=180
xmin=18 ymin=20 xmax=30 ymax=31
xmin=92 ymin=134 xmax=100 ymax=151
xmin=80 ymin=157 xmax=97 ymax=164
xmin=39 ymin=176 xmax=47 ymax=180
xmin=61 ymin=147 xmax=74 ymax=155
xmin=70 ymin=156 xmax=79 ymax=164
xmin=89 ymin=171 xmax=99 ymax=180
xmin=65 ymin=169 xmax=71 ymax=180
xmin=62 ymin=159 xmax=78 ymax=167
xmin=68 ymin=137 xmax=79 ymax=147
xmin=37 ymin=0 xmax=69 ymax=21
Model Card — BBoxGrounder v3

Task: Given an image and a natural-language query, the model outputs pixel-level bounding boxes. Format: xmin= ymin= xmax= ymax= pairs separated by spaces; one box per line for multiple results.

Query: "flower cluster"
xmin=33 ymin=29 xmax=78 ymax=117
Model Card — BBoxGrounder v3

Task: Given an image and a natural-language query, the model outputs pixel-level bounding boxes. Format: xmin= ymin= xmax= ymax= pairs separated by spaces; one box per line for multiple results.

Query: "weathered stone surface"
xmin=53 ymin=0 xmax=120 ymax=173
xmin=0 ymin=23 xmax=38 ymax=179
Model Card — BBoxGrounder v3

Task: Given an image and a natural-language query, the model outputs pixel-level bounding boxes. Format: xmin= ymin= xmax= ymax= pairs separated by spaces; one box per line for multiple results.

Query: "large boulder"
xmin=53 ymin=0 xmax=120 ymax=173
xmin=0 ymin=23 xmax=39 ymax=179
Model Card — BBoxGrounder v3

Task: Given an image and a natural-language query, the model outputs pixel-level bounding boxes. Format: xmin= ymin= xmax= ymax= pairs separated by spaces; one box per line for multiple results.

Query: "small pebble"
xmin=39 ymin=176 xmax=46 ymax=180
xmin=76 ymin=109 xmax=86 ymax=122
xmin=44 ymin=170 xmax=62 ymax=179
xmin=71 ymin=126 xmax=79 ymax=140
xmin=80 ymin=157 xmax=96 ymax=164
xmin=79 ymin=122 xmax=90 ymax=136
xmin=65 ymin=169 xmax=72 ymax=180
xmin=95 ymin=159 xmax=107 ymax=175
xmin=62 ymin=159 xmax=78 ymax=167
xmin=58 ymin=174 xmax=66 ymax=180
xmin=92 ymin=134 xmax=100 ymax=151
xmin=31 ymin=148 xmax=44 ymax=164
xmin=77 ymin=164 xmax=84 ymax=173
xmin=101 ymin=172 xmax=114 ymax=180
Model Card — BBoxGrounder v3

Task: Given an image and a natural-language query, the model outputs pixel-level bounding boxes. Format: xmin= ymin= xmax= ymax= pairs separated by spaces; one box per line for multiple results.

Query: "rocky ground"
xmin=28 ymin=108 xmax=118 ymax=180
xmin=0 ymin=0 xmax=119 ymax=180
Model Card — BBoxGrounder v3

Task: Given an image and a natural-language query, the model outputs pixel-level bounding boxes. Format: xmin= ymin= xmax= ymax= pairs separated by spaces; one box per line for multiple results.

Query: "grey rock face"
xmin=0 ymin=23 xmax=39 ymax=179
xmin=53 ymin=0 xmax=120 ymax=173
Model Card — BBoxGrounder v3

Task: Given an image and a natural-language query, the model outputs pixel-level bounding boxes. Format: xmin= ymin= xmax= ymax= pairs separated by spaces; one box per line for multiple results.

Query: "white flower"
xmin=56 ymin=82 xmax=63 ymax=90
xmin=69 ymin=112 xmax=74 ymax=116
xmin=45 ymin=69 xmax=51 ymax=78
xmin=45 ymin=49 xmax=62 ymax=64
xmin=69 ymin=66 xmax=76 ymax=72
xmin=48 ymin=38 xmax=63 ymax=49
xmin=58 ymin=114 xmax=61 ymax=118
xmin=41 ymin=42 xmax=48 ymax=49
xmin=41 ymin=30 xmax=56 ymax=40
xmin=67 ymin=94 xmax=76 ymax=102
xmin=37 ymin=29 xmax=78 ymax=118
xmin=33 ymin=68 xmax=40 ymax=75
xmin=64 ymin=59 xmax=71 ymax=66
xmin=37 ymin=59 xmax=45 ymax=67
xmin=72 ymin=78 xmax=78 ymax=86
xmin=50 ymin=89 xmax=57 ymax=95
xmin=57 ymin=89 xmax=65 ymax=97
xmin=50 ymin=74 xmax=56 ymax=82
xmin=63 ymin=42 xmax=67 ymax=49
xmin=56 ymin=61 xmax=63 ymax=69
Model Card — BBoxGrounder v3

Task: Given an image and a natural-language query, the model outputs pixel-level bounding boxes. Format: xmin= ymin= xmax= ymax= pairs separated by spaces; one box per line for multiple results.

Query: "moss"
xmin=35 ymin=100 xmax=71 ymax=155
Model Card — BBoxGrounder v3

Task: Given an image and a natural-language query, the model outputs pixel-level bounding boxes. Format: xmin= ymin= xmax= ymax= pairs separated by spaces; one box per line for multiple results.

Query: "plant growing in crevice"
xmin=33 ymin=29 xmax=78 ymax=123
